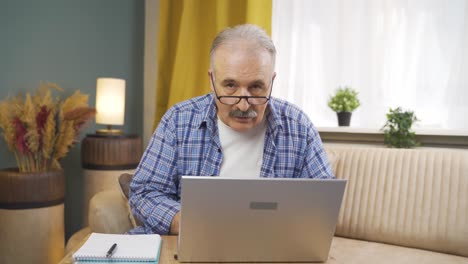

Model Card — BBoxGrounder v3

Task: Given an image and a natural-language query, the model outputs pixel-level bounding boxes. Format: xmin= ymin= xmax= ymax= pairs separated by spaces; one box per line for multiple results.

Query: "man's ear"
xmin=208 ymin=70 xmax=214 ymax=92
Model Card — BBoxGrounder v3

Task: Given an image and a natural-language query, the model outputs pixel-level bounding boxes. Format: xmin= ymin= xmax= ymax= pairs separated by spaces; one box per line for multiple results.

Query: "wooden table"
xmin=59 ymin=233 xmax=468 ymax=264
xmin=60 ymin=234 xmax=338 ymax=264
xmin=60 ymin=234 xmax=332 ymax=264
xmin=59 ymin=235 xmax=340 ymax=264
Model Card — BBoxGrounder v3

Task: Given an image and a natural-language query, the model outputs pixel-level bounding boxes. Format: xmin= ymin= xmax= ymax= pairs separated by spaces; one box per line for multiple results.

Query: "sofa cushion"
xmin=325 ymin=145 xmax=468 ymax=257
xmin=328 ymin=236 xmax=468 ymax=263
xmin=325 ymin=149 xmax=340 ymax=175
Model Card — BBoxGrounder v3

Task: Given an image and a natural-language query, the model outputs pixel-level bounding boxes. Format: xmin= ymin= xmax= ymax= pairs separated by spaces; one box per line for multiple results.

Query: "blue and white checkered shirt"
xmin=128 ymin=93 xmax=334 ymax=234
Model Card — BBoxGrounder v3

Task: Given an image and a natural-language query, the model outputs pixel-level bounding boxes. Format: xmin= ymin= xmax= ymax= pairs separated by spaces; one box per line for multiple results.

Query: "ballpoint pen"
xmin=106 ymin=243 xmax=117 ymax=258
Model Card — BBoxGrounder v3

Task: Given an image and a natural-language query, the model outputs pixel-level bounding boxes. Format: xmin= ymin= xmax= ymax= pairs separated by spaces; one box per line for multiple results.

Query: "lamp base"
xmin=96 ymin=129 xmax=123 ymax=135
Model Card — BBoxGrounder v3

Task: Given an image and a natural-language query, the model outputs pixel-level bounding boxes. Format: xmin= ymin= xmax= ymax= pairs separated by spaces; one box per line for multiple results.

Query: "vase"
xmin=0 ymin=168 xmax=65 ymax=264
xmin=337 ymin=112 xmax=352 ymax=126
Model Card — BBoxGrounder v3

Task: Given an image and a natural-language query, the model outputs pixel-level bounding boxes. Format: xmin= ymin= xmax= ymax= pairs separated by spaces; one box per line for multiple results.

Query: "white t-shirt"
xmin=217 ymin=118 xmax=266 ymax=178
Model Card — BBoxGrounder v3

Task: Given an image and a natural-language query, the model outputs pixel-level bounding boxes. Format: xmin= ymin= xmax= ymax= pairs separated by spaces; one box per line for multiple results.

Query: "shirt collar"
xmin=265 ymin=98 xmax=283 ymax=136
xmin=199 ymin=93 xmax=218 ymax=130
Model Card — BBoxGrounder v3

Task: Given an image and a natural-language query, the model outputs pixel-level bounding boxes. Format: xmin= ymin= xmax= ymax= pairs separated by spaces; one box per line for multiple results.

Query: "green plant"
xmin=382 ymin=107 xmax=420 ymax=148
xmin=328 ymin=87 xmax=360 ymax=112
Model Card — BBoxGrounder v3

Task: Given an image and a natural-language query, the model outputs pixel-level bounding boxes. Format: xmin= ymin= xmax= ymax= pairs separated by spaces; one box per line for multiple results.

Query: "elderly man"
xmin=129 ymin=24 xmax=334 ymax=235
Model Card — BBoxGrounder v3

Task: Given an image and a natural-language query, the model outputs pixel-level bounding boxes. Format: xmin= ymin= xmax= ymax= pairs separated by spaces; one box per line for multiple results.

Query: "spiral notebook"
xmin=72 ymin=233 xmax=161 ymax=263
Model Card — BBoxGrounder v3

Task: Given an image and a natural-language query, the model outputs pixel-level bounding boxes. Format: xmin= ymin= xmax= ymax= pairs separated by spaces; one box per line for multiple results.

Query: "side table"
xmin=81 ymin=134 xmax=142 ymax=225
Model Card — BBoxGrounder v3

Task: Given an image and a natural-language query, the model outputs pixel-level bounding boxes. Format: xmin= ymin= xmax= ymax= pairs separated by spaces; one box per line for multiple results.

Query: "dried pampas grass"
xmin=0 ymin=82 xmax=96 ymax=172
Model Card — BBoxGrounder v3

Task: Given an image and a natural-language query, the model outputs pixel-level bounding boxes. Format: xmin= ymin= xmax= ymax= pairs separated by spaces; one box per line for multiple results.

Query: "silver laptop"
xmin=177 ymin=176 xmax=346 ymax=263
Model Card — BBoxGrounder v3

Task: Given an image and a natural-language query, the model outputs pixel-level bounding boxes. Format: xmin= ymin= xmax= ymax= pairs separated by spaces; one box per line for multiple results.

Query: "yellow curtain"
xmin=154 ymin=0 xmax=272 ymax=129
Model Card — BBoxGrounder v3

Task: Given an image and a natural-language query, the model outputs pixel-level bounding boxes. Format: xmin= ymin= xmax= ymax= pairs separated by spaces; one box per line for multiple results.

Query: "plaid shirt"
xmin=128 ymin=94 xmax=334 ymax=234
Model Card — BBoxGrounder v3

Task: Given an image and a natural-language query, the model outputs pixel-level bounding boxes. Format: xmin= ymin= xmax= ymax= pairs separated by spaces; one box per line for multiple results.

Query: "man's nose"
xmin=235 ymin=88 xmax=251 ymax=111
xmin=235 ymin=97 xmax=251 ymax=111
xmin=236 ymin=87 xmax=250 ymax=111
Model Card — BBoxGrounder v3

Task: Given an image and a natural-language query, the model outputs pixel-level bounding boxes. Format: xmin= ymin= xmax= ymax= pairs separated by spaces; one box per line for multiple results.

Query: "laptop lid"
xmin=177 ymin=176 xmax=346 ymax=263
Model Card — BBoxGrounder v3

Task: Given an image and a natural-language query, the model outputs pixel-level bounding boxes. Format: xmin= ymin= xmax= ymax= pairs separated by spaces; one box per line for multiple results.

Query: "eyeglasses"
xmin=210 ymin=73 xmax=273 ymax=105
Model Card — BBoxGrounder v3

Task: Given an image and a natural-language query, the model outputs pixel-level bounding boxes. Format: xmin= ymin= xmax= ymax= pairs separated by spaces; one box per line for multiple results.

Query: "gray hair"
xmin=209 ymin=24 xmax=276 ymax=69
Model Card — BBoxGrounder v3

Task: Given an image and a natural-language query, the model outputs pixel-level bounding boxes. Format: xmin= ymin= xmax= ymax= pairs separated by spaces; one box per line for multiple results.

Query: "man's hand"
xmin=169 ymin=212 xmax=181 ymax=235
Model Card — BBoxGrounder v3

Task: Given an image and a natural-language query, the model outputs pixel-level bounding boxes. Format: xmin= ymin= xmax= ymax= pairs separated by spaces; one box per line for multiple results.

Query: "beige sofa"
xmin=68 ymin=144 xmax=468 ymax=263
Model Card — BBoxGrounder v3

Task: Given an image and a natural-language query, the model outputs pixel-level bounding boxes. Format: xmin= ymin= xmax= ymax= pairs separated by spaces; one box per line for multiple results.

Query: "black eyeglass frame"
xmin=209 ymin=73 xmax=274 ymax=105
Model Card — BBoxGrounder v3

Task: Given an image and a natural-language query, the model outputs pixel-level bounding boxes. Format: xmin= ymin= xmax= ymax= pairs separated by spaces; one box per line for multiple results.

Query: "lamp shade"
xmin=95 ymin=78 xmax=125 ymax=125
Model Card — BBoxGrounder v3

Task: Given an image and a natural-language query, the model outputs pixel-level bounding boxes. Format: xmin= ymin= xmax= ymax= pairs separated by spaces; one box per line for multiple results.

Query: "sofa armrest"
xmin=88 ymin=189 xmax=133 ymax=234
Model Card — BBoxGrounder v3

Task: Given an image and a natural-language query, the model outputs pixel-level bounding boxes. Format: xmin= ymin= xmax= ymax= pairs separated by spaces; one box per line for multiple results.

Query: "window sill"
xmin=317 ymin=127 xmax=468 ymax=148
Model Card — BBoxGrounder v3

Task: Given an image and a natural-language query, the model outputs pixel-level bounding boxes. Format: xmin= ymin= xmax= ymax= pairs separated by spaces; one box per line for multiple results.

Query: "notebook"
xmin=73 ymin=233 xmax=161 ymax=263
xmin=178 ymin=176 xmax=347 ymax=263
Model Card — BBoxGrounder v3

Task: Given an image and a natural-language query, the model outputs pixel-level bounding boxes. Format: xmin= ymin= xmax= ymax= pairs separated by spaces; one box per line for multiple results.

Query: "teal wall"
xmin=0 ymin=0 xmax=144 ymax=240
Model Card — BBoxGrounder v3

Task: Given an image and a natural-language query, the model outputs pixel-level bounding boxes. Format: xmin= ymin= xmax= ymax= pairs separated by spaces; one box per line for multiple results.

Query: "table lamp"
xmin=80 ymin=77 xmax=142 ymax=226
xmin=95 ymin=77 xmax=125 ymax=135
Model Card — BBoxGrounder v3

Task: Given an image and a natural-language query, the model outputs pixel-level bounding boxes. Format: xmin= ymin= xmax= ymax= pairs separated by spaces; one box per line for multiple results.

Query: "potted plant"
xmin=381 ymin=107 xmax=420 ymax=148
xmin=328 ymin=86 xmax=360 ymax=126
xmin=0 ymin=82 xmax=95 ymax=263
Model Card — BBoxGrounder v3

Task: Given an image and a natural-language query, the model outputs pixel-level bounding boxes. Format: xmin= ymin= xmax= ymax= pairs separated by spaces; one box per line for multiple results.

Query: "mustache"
xmin=229 ymin=108 xmax=258 ymax=118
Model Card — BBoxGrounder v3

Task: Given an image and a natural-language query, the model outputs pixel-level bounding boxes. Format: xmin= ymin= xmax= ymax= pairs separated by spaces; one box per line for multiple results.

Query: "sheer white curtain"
xmin=272 ymin=0 xmax=468 ymax=129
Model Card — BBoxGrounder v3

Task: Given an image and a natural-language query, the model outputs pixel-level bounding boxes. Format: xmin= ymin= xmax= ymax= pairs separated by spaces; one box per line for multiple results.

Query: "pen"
xmin=106 ymin=243 xmax=117 ymax=258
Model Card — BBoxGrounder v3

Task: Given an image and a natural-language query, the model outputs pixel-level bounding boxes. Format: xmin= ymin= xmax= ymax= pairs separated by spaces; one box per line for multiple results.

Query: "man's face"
xmin=210 ymin=41 xmax=276 ymax=132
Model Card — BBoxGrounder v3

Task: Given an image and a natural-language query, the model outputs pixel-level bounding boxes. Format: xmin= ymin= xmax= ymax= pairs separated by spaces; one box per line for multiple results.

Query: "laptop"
xmin=177 ymin=176 xmax=347 ymax=263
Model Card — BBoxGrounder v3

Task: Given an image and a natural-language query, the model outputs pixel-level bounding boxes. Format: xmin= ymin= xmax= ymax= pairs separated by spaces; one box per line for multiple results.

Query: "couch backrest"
xmin=325 ymin=145 xmax=468 ymax=257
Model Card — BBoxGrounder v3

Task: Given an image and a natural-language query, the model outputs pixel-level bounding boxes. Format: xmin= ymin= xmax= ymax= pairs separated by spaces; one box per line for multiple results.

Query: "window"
xmin=272 ymin=0 xmax=468 ymax=130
